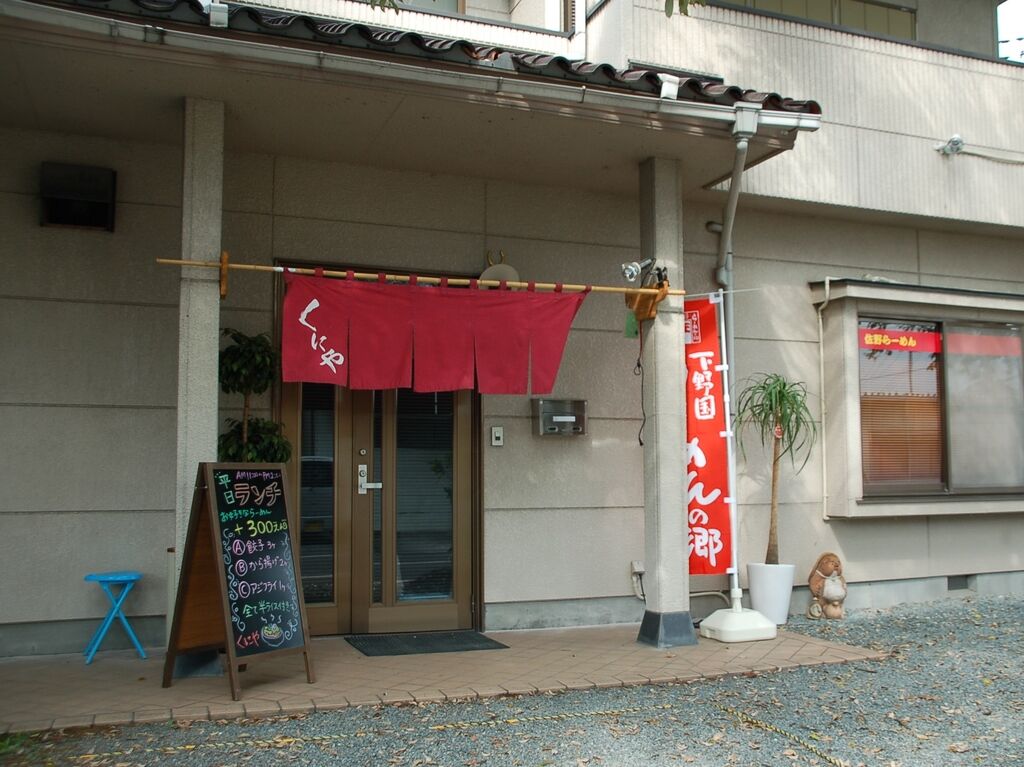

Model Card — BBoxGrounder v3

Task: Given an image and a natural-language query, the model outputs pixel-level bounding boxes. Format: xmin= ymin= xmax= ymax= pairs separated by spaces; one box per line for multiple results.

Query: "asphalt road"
xmin=5 ymin=594 xmax=1023 ymax=767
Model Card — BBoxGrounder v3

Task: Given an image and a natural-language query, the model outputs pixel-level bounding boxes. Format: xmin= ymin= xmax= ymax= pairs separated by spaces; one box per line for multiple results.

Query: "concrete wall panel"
xmin=223 ymin=151 xmax=274 ymax=215
xmin=0 ymin=511 xmax=172 ymax=623
xmin=0 ymin=127 xmax=181 ymax=206
xmin=0 ymin=194 xmax=181 ymax=305
xmin=482 ymin=417 xmax=643 ymax=510
xmin=273 ymin=157 xmax=488 ymax=233
xmin=0 ymin=300 xmax=178 ymax=407
xmin=734 ymin=209 xmax=920 ymax=274
xmin=271 ymin=216 xmax=485 ymax=276
xmin=918 ymin=229 xmax=1024 ymax=282
xmin=483 ymin=506 xmax=644 ymax=601
xmin=927 ymin=516 xmax=1024 ymax=574
xmin=485 ymin=181 xmax=639 ymax=247
xmin=0 ymin=406 xmax=175 ymax=513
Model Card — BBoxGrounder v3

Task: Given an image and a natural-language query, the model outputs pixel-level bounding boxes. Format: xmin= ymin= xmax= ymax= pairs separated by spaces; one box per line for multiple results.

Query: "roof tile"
xmin=55 ymin=0 xmax=822 ymax=114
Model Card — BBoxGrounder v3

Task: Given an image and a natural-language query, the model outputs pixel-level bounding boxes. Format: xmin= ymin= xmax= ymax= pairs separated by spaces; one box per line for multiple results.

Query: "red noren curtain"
xmin=281 ymin=274 xmax=587 ymax=394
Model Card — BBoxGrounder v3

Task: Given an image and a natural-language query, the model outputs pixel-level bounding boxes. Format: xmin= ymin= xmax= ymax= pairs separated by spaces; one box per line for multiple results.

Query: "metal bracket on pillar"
xmin=625 ymin=278 xmax=670 ymax=323
xmin=219 ymin=251 xmax=229 ymax=300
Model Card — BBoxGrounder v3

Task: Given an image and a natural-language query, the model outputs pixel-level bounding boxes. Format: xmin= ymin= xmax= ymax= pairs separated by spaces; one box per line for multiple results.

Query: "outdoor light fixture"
xmin=621 ymin=258 xmax=655 ymax=283
xmin=480 ymin=250 xmax=519 ymax=284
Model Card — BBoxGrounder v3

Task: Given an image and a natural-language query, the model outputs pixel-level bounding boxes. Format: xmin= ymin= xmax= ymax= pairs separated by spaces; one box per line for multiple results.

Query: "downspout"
xmin=713 ymin=103 xmax=760 ymax=384
xmin=816 ymin=277 xmax=834 ymax=520
xmin=712 ymin=104 xmax=757 ymax=607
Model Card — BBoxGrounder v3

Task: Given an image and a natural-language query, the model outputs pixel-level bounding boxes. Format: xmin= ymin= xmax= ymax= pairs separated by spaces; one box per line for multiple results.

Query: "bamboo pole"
xmin=156 ymin=257 xmax=686 ymax=297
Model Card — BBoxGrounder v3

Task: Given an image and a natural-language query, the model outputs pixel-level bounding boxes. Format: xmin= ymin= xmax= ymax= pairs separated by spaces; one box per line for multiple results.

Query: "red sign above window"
xmin=859 ymin=328 xmax=1022 ymax=357
xmin=858 ymin=329 xmax=940 ymax=353
xmin=946 ymin=332 xmax=1023 ymax=358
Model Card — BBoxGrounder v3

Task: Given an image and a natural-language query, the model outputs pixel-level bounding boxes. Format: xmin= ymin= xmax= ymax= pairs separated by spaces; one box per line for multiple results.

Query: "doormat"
xmin=344 ymin=630 xmax=508 ymax=657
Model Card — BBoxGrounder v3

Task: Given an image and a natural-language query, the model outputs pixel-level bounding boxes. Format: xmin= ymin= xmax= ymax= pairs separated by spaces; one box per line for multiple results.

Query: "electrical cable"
xmin=632 ymin=261 xmax=660 ymax=447
xmin=634 ymin=331 xmax=645 ymax=446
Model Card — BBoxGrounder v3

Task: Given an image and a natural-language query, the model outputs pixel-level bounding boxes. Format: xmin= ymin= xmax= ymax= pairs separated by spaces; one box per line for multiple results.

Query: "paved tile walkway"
xmin=0 ymin=625 xmax=883 ymax=734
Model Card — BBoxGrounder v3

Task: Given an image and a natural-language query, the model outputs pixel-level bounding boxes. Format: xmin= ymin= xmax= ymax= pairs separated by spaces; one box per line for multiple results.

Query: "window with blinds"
xmin=859 ymin=318 xmax=1024 ymax=496
xmin=859 ymin=319 xmax=944 ymax=494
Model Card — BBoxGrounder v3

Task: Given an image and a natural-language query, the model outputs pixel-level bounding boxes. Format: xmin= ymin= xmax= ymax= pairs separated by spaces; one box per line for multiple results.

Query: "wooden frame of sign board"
xmin=162 ymin=462 xmax=315 ymax=700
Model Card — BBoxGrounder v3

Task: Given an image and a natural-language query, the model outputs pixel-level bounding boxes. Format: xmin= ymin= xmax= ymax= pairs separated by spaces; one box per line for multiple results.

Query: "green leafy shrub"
xmin=217 ymin=328 xmax=292 ymax=463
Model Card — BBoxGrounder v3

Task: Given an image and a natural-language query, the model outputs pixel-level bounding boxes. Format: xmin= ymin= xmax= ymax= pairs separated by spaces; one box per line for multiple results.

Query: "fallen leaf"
xmin=948 ymin=743 xmax=971 ymax=753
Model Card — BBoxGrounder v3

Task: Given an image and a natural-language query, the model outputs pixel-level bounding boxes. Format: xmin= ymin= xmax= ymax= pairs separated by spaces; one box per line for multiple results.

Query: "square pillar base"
xmin=636 ymin=609 xmax=698 ymax=648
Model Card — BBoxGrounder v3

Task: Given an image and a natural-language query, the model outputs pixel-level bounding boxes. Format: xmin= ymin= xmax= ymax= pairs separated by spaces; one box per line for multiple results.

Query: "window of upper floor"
xmin=813 ymin=280 xmax=1024 ymax=518
xmin=392 ymin=0 xmax=576 ymax=33
xmin=736 ymin=0 xmax=916 ymax=39
xmin=712 ymin=0 xmax=1007 ymax=59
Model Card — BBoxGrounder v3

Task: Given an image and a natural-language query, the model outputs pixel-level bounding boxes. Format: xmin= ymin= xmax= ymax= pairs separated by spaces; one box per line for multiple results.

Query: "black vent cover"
xmin=40 ymin=162 xmax=116 ymax=231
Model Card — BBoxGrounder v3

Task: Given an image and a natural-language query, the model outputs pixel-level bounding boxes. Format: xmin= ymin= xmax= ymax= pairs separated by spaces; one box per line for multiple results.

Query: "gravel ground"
xmin=5 ymin=594 xmax=1023 ymax=767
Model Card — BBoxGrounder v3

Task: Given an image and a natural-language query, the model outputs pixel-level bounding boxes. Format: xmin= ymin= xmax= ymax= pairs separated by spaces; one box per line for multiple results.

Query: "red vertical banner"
xmin=684 ymin=297 xmax=732 ymax=575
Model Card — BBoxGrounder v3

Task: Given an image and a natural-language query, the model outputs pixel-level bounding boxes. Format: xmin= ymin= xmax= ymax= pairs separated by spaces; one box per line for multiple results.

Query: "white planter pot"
xmin=747 ymin=563 xmax=796 ymax=625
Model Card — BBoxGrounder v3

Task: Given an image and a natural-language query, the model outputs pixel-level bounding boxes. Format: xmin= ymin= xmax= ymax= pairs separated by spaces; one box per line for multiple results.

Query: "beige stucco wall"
xmin=0 ymin=126 xmax=651 ymax=632
xmin=725 ymin=205 xmax=1024 ymax=586
xmin=0 ymin=130 xmax=180 ymax=624
xmin=588 ymin=0 xmax=1024 ymax=229
xmin=3 ymin=116 xmax=1023 ymax=642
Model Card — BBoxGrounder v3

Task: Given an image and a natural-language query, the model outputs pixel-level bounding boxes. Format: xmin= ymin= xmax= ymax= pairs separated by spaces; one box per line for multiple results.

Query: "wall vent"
xmin=947 ymin=575 xmax=969 ymax=591
xmin=40 ymin=162 xmax=116 ymax=231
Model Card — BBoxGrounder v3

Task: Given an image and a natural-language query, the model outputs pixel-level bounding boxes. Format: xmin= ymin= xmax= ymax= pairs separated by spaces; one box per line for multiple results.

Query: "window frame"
xmin=711 ymin=0 xmax=917 ymax=43
xmin=814 ymin=280 xmax=1024 ymax=519
xmin=857 ymin=316 xmax=947 ymax=497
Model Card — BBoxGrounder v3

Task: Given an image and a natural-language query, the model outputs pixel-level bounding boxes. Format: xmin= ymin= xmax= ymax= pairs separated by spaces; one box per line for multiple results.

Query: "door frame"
xmin=349 ymin=389 xmax=475 ymax=634
xmin=275 ymin=263 xmax=484 ymax=636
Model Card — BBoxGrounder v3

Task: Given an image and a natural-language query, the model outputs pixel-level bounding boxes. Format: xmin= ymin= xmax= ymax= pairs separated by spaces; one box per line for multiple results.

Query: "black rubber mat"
xmin=344 ymin=630 xmax=508 ymax=657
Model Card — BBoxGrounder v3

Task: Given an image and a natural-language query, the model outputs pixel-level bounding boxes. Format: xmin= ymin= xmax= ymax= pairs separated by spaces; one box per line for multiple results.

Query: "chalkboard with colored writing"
xmin=163 ymin=463 xmax=314 ymax=701
xmin=210 ymin=467 xmax=305 ymax=657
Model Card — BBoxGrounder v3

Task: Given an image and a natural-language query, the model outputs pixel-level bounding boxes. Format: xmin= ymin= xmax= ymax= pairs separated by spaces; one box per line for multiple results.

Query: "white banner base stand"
xmin=699 ymin=588 xmax=777 ymax=643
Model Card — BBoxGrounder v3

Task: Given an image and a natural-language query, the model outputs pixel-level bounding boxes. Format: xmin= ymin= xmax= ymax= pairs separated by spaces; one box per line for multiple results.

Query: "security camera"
xmin=621 ymin=258 xmax=655 ymax=283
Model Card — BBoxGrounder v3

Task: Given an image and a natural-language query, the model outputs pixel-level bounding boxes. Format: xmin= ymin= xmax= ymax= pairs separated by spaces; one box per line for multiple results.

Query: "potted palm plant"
xmin=735 ymin=373 xmax=816 ymax=624
xmin=218 ymin=328 xmax=292 ymax=463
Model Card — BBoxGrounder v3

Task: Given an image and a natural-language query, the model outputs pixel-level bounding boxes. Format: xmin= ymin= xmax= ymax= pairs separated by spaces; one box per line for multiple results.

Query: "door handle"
xmin=357 ymin=464 xmax=382 ymax=495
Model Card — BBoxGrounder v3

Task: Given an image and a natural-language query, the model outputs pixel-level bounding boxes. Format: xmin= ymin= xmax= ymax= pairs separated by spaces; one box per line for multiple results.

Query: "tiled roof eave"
xmin=30 ymin=0 xmax=822 ymax=116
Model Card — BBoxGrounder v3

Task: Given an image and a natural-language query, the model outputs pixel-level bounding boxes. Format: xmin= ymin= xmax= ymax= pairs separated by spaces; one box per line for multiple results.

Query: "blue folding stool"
xmin=83 ymin=571 xmax=147 ymax=664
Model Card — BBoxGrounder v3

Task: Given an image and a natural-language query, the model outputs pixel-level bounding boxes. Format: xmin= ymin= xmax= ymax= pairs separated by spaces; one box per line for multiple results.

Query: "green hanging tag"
xmin=625 ymin=311 xmax=639 ymax=338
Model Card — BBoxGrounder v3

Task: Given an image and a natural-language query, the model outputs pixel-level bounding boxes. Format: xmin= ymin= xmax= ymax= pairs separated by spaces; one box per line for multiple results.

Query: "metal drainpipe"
xmin=714 ymin=104 xmax=759 ymax=398
xmin=816 ymin=277 xmax=834 ymax=520
xmin=708 ymin=105 xmax=757 ymax=602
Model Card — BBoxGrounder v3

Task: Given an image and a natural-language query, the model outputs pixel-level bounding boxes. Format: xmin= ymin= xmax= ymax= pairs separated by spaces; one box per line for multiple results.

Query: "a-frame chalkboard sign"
xmin=163 ymin=463 xmax=315 ymax=700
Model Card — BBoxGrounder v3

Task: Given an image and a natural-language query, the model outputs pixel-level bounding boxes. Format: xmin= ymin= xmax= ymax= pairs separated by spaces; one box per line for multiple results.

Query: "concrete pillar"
xmin=636 ymin=157 xmax=697 ymax=648
xmin=174 ymin=98 xmax=224 ymax=576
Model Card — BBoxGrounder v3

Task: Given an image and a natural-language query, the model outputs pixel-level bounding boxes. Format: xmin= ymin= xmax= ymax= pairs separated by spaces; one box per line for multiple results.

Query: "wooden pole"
xmin=157 ymin=257 xmax=686 ymax=297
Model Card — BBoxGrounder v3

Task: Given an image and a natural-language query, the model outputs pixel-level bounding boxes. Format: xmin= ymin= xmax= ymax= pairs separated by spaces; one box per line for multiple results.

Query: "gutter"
xmin=2 ymin=0 xmax=822 ymax=136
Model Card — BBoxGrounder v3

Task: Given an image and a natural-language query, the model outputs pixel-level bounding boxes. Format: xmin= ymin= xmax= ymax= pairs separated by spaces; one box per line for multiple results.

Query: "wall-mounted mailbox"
xmin=532 ymin=399 xmax=587 ymax=436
